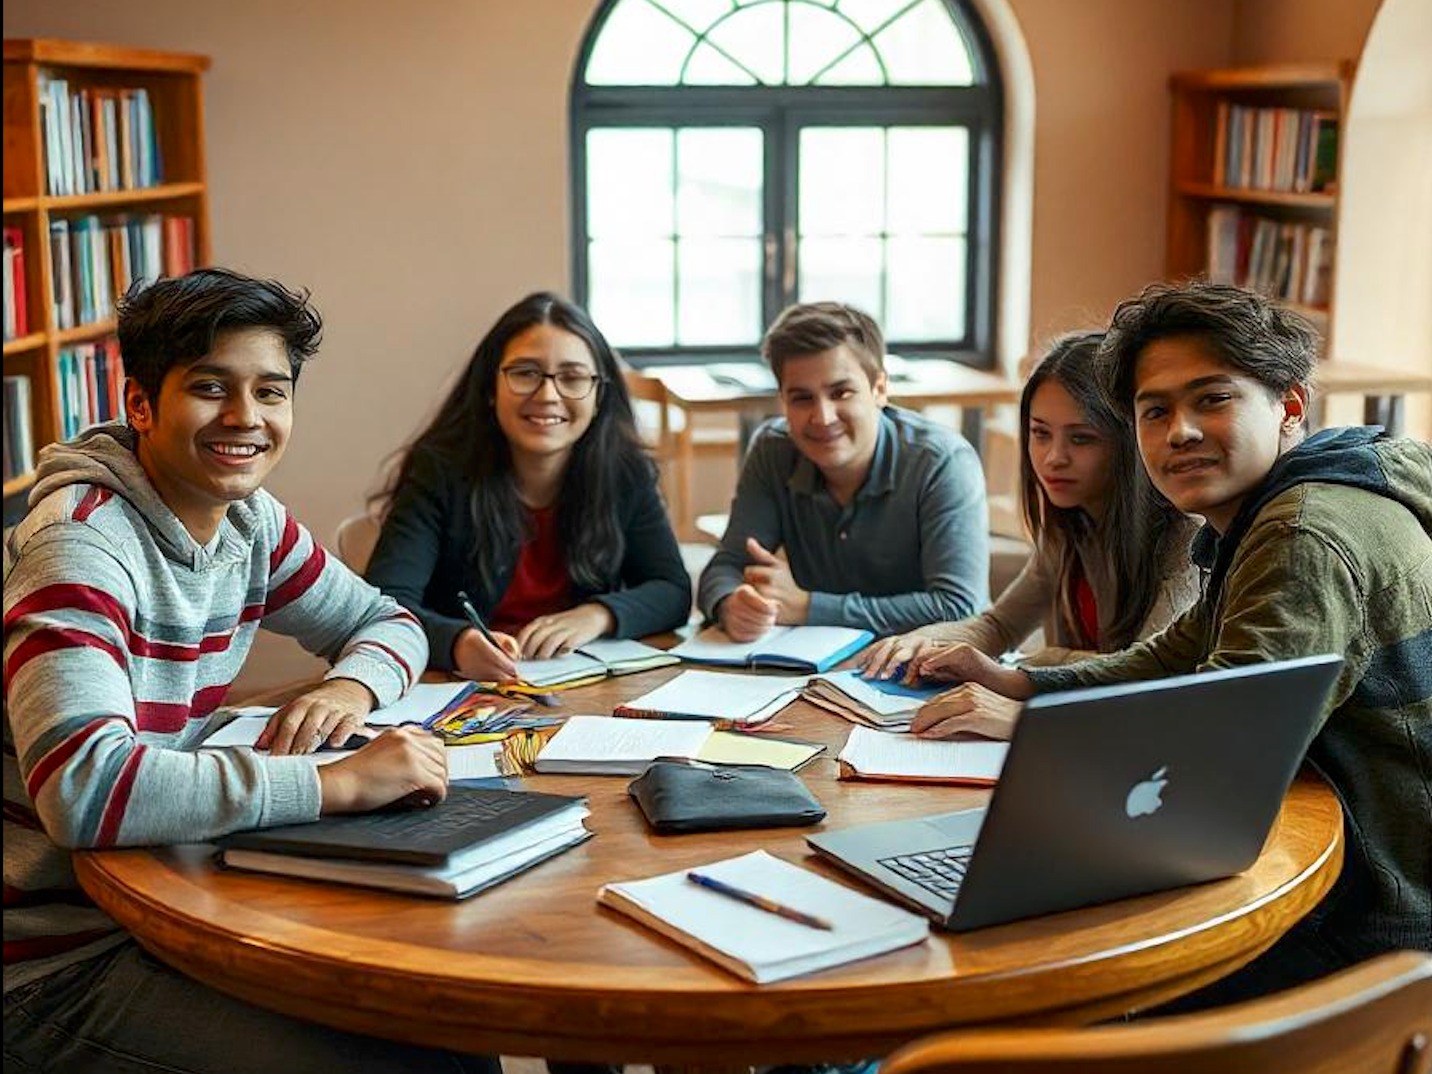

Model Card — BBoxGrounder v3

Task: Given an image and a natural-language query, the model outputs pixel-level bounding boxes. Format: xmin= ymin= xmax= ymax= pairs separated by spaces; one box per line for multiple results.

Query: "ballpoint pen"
xmin=456 ymin=590 xmax=507 ymax=653
xmin=686 ymin=871 xmax=834 ymax=930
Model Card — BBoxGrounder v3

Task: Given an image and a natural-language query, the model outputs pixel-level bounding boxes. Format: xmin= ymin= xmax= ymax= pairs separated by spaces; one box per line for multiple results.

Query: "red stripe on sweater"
xmin=95 ymin=745 xmax=146 ymax=846
xmin=265 ymin=544 xmax=327 ymax=615
xmin=24 ymin=718 xmax=116 ymax=801
xmin=270 ymin=511 xmax=300 ymax=571
xmin=5 ymin=626 xmax=126 ymax=689
xmin=355 ymin=639 xmax=414 ymax=687
xmin=4 ymin=928 xmax=117 ymax=964
xmin=72 ymin=486 xmax=112 ymax=523
xmin=4 ymin=583 xmax=131 ymax=634
xmin=132 ymin=683 xmax=230 ymax=732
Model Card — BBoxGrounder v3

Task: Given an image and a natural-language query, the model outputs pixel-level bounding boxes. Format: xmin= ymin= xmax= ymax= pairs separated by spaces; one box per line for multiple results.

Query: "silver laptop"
xmin=807 ymin=654 xmax=1342 ymax=932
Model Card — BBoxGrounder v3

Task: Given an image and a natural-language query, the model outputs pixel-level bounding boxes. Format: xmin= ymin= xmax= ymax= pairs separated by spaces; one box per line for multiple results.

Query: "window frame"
xmin=569 ymin=0 xmax=1004 ymax=371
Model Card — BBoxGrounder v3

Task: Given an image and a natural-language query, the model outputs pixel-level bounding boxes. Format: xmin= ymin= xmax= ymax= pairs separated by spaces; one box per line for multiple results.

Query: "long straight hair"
xmin=373 ymin=292 xmax=649 ymax=595
xmin=1019 ymin=332 xmax=1184 ymax=650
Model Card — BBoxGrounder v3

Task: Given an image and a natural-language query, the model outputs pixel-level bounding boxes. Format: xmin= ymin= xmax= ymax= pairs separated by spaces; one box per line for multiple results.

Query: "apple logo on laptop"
xmin=1125 ymin=766 xmax=1169 ymax=818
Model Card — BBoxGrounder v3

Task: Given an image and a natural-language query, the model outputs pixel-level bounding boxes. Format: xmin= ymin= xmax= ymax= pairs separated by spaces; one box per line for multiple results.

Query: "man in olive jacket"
xmin=914 ymin=281 xmax=1431 ymax=1003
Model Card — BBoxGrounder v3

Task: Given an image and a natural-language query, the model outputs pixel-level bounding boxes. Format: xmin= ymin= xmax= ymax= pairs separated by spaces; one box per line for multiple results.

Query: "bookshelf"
xmin=2 ymin=39 xmax=211 ymax=500
xmin=1167 ymin=62 xmax=1353 ymax=346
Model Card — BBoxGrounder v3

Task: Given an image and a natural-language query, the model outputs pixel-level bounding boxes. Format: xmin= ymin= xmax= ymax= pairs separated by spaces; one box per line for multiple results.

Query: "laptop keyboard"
xmin=878 ymin=845 xmax=974 ymax=901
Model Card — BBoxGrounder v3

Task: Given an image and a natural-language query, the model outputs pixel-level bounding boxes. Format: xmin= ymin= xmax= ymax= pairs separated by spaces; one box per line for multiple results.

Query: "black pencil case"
xmin=628 ymin=759 xmax=826 ymax=833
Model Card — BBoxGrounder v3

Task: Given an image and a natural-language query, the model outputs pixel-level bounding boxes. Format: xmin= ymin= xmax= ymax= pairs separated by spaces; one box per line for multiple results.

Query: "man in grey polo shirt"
xmin=697 ymin=302 xmax=989 ymax=639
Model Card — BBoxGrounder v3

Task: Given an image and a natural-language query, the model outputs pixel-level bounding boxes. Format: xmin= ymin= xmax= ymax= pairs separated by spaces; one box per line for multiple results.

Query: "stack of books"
xmin=219 ymin=786 xmax=590 ymax=899
xmin=802 ymin=669 xmax=944 ymax=732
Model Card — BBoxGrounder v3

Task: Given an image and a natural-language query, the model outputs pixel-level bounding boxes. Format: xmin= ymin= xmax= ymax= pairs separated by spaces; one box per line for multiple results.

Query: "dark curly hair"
xmin=1096 ymin=280 xmax=1319 ymax=414
xmin=117 ymin=267 xmax=323 ymax=408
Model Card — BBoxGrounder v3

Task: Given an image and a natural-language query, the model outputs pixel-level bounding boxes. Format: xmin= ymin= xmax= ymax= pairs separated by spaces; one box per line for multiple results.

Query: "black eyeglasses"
xmin=500 ymin=367 xmax=604 ymax=400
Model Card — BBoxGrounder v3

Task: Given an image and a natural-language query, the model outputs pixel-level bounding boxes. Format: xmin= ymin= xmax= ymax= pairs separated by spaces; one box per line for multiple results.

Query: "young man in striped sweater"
xmin=3 ymin=270 xmax=494 ymax=1072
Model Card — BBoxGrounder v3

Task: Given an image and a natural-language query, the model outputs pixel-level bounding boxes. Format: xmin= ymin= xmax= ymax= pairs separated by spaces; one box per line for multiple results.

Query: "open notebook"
xmin=517 ymin=639 xmax=679 ymax=689
xmin=599 ymin=850 xmax=929 ymax=984
xmin=613 ymin=670 xmax=806 ymax=728
xmin=670 ymin=625 xmax=873 ymax=674
xmin=837 ymin=725 xmax=1008 ymax=785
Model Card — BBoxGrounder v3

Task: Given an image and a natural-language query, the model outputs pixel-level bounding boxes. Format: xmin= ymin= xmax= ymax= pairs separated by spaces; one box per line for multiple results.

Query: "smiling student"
xmin=859 ymin=332 xmax=1198 ymax=738
xmin=2 ymin=269 xmax=493 ymax=1072
xmin=696 ymin=301 xmax=989 ymax=640
xmin=365 ymin=292 xmax=690 ymax=682
xmin=915 ymin=280 xmax=1432 ymax=1000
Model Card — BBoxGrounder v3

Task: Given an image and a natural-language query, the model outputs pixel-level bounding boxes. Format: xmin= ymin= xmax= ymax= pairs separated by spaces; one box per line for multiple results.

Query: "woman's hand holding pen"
xmin=453 ymin=627 xmax=522 ymax=683
xmin=516 ymin=603 xmax=614 ymax=660
xmin=318 ymin=726 xmax=448 ymax=814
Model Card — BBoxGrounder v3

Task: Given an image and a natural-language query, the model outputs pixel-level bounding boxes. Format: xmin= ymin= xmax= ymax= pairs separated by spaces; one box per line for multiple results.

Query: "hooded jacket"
xmin=1029 ymin=427 xmax=1432 ymax=959
xmin=3 ymin=423 xmax=427 ymax=992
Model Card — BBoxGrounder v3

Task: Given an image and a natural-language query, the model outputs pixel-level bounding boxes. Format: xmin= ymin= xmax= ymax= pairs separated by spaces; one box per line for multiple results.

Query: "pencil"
xmin=686 ymin=871 xmax=834 ymax=930
xmin=456 ymin=591 xmax=506 ymax=652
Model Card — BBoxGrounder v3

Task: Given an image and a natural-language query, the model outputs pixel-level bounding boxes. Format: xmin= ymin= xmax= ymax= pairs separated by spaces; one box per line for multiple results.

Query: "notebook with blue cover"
xmin=670 ymin=625 xmax=873 ymax=674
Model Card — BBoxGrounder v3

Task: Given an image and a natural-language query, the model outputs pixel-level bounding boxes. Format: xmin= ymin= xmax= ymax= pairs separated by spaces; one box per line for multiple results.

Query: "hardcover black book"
xmin=220 ymin=786 xmax=586 ymax=867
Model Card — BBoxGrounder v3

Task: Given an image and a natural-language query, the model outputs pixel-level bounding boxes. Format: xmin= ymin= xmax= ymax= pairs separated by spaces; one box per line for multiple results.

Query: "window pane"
xmin=588 ymin=238 xmax=675 ymax=347
xmin=587 ymin=129 xmax=673 ymax=239
xmin=585 ymin=0 xmax=695 ymax=86
xmin=886 ymin=236 xmax=966 ymax=339
xmin=706 ymin=5 xmax=786 ymax=85
xmin=888 ymin=127 xmax=968 ymax=235
xmin=676 ymin=129 xmax=762 ymax=237
xmin=799 ymin=128 xmax=885 ymax=236
xmin=814 ymin=44 xmax=884 ymax=86
xmin=875 ymin=0 xmax=975 ymax=86
xmin=684 ymin=42 xmax=758 ymax=85
xmin=677 ymin=238 xmax=763 ymax=345
xmin=787 ymin=4 xmax=863 ymax=85
xmin=838 ymin=0 xmax=918 ymax=33
xmin=798 ymin=236 xmax=883 ymax=318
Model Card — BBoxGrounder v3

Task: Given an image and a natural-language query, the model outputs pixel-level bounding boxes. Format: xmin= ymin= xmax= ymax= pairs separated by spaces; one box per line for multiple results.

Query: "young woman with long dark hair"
xmin=860 ymin=331 xmax=1198 ymax=736
xmin=366 ymin=292 xmax=690 ymax=682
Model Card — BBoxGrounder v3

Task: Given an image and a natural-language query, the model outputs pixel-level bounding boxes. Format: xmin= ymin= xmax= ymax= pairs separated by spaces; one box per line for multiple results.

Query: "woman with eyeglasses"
xmin=366 ymin=291 xmax=691 ymax=683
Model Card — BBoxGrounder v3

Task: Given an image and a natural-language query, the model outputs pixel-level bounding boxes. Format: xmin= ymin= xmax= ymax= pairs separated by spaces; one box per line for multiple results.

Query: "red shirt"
xmin=1071 ymin=559 xmax=1099 ymax=650
xmin=488 ymin=507 xmax=572 ymax=634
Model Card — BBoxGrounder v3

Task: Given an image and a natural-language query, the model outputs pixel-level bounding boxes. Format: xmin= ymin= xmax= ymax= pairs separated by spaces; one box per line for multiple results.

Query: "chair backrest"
xmin=622 ymin=366 xmax=678 ymax=505
xmin=334 ymin=510 xmax=381 ymax=574
xmin=879 ymin=951 xmax=1432 ymax=1074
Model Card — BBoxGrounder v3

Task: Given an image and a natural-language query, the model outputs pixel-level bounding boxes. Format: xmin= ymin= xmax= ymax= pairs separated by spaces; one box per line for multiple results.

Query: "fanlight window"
xmin=573 ymin=0 xmax=1000 ymax=365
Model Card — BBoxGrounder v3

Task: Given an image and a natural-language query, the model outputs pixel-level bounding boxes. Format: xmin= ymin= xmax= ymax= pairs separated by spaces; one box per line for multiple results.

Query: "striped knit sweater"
xmin=3 ymin=424 xmax=428 ymax=992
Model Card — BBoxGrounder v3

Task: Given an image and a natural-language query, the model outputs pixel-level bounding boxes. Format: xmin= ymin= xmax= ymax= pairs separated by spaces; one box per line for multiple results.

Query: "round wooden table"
xmin=74 ymin=668 xmax=1344 ymax=1065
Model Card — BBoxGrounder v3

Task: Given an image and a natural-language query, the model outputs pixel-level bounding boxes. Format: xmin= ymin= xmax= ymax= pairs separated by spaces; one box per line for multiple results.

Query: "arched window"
xmin=571 ymin=0 xmax=1003 ymax=368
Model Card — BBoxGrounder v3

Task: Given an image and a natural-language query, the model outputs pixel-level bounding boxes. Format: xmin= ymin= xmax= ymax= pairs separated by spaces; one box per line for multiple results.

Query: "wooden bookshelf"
xmin=1167 ymin=62 xmax=1353 ymax=346
xmin=2 ymin=38 xmax=210 ymax=501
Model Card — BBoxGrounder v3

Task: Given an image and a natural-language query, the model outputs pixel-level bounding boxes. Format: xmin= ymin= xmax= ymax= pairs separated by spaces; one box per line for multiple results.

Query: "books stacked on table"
xmin=599 ymin=850 xmax=929 ymax=983
xmin=219 ymin=786 xmax=590 ymax=899
xmin=802 ymin=669 xmax=944 ymax=732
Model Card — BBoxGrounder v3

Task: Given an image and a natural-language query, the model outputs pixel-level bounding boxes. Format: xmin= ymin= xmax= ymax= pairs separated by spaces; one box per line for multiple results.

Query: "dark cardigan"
xmin=365 ymin=445 xmax=691 ymax=671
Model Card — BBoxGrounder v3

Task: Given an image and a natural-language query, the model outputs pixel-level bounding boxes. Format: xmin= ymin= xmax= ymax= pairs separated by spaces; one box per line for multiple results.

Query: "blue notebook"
xmin=670 ymin=625 xmax=874 ymax=674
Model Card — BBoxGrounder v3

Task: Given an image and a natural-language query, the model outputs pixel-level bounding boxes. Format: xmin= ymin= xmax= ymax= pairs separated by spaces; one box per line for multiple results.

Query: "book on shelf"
xmin=533 ymin=714 xmax=713 ymax=775
xmin=670 ymin=624 xmax=873 ymax=673
xmin=802 ymin=669 xmax=944 ymax=732
xmin=837 ymin=725 xmax=1007 ymax=785
xmin=1214 ymin=103 xmax=1338 ymax=194
xmin=598 ymin=849 xmax=929 ymax=984
xmin=37 ymin=75 xmax=163 ymax=197
xmin=3 ymin=376 xmax=36 ymax=481
xmin=55 ymin=338 xmax=125 ymax=440
xmin=219 ymin=785 xmax=590 ymax=899
xmin=48 ymin=213 xmax=195 ymax=330
xmin=613 ymin=669 xmax=806 ymax=728
xmin=1205 ymin=206 xmax=1334 ymax=310
xmin=517 ymin=638 xmax=679 ymax=688
xmin=3 ymin=227 xmax=28 ymax=340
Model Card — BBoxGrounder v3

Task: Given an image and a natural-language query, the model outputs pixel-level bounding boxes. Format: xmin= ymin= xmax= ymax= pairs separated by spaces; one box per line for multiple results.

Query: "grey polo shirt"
xmin=697 ymin=406 xmax=989 ymax=636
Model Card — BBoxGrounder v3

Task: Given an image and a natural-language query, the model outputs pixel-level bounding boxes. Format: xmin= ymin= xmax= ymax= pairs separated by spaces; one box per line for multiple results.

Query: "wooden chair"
xmin=333 ymin=510 xmax=381 ymax=573
xmin=622 ymin=367 xmax=690 ymax=537
xmin=879 ymin=950 xmax=1432 ymax=1074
